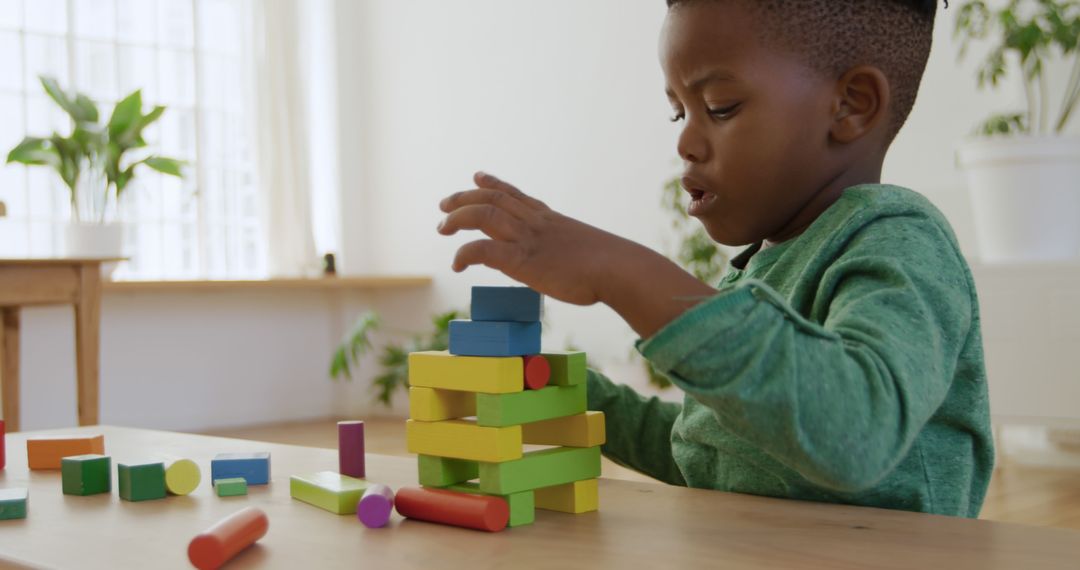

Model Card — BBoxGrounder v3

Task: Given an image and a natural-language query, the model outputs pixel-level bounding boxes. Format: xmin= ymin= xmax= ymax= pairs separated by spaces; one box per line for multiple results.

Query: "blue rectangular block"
xmin=211 ymin=452 xmax=271 ymax=485
xmin=449 ymin=320 xmax=541 ymax=357
xmin=471 ymin=286 xmax=542 ymax=322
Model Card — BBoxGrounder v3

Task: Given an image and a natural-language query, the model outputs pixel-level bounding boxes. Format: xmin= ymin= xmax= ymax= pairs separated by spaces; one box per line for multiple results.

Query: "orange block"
xmin=27 ymin=434 xmax=105 ymax=470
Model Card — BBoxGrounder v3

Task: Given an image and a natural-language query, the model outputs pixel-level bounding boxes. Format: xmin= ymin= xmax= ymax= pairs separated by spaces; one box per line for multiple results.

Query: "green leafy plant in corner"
xmin=330 ymin=310 xmax=462 ymax=406
xmin=6 ymin=76 xmax=185 ymax=223
xmin=954 ymin=0 xmax=1080 ymax=136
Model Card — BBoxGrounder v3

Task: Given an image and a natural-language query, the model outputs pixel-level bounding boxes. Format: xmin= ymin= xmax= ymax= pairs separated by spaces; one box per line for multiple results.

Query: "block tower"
xmin=405 ymin=286 xmax=604 ymax=528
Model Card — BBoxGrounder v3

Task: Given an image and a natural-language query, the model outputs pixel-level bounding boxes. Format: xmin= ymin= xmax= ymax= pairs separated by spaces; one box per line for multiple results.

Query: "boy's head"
xmin=661 ymin=0 xmax=937 ymax=246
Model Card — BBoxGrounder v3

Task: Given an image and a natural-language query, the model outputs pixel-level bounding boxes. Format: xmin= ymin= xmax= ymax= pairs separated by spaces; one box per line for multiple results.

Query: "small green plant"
xmin=330 ymin=310 xmax=462 ymax=406
xmin=643 ymin=174 xmax=730 ymax=390
xmin=5 ymin=76 xmax=185 ymax=223
xmin=954 ymin=0 xmax=1080 ymax=136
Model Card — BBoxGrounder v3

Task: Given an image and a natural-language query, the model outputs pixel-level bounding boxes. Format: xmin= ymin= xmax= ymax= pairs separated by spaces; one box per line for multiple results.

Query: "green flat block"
xmin=118 ymin=461 xmax=167 ymax=502
xmin=441 ymin=482 xmax=535 ymax=527
xmin=61 ymin=454 xmax=112 ymax=496
xmin=290 ymin=471 xmax=370 ymax=515
xmin=541 ymin=351 xmax=586 ymax=386
xmin=0 ymin=488 xmax=28 ymax=520
xmin=214 ymin=477 xmax=248 ymax=497
xmin=480 ymin=446 xmax=601 ymax=495
xmin=477 ymin=383 xmax=586 ymax=427
xmin=418 ymin=455 xmax=479 ymax=487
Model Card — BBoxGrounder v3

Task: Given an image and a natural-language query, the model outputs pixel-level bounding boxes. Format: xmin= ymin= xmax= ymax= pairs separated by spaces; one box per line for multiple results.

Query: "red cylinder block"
xmin=188 ymin=507 xmax=269 ymax=570
xmin=395 ymin=487 xmax=509 ymax=532
xmin=522 ymin=355 xmax=551 ymax=390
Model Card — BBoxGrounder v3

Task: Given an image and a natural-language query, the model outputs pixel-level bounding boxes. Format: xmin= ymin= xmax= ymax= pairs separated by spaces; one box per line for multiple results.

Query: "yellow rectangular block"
xmin=408 ymin=351 xmax=523 ymax=394
xmin=409 ymin=387 xmax=477 ymax=421
xmin=535 ymin=479 xmax=599 ymax=514
xmin=521 ymin=411 xmax=606 ymax=448
xmin=406 ymin=419 xmax=522 ymax=463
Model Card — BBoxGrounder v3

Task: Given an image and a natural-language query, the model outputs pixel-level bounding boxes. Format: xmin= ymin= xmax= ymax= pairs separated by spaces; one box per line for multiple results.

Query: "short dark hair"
xmin=666 ymin=0 xmax=940 ymax=141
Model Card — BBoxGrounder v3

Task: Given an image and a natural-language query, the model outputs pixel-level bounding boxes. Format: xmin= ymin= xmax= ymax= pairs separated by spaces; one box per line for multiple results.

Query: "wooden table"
xmin=0 ymin=426 xmax=1077 ymax=569
xmin=0 ymin=258 xmax=118 ymax=431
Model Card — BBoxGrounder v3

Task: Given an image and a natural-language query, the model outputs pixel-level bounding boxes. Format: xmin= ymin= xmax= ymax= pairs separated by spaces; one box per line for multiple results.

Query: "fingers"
xmin=451 ymin=239 xmax=521 ymax=273
xmin=439 ymin=188 xmax=533 ymax=219
xmin=473 ymin=171 xmax=548 ymax=210
xmin=437 ymin=203 xmax=523 ymax=241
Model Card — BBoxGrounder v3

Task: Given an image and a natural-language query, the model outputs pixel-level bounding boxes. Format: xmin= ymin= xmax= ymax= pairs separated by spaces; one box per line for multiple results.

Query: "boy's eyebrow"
xmin=666 ymin=69 xmax=739 ymax=98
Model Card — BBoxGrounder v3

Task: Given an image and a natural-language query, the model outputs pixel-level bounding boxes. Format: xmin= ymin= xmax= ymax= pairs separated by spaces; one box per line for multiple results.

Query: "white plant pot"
xmin=957 ymin=136 xmax=1080 ymax=264
xmin=64 ymin=222 xmax=124 ymax=259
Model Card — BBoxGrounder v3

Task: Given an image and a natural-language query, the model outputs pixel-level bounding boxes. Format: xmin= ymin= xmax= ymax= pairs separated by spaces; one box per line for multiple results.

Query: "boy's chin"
xmin=701 ymin=221 xmax=756 ymax=248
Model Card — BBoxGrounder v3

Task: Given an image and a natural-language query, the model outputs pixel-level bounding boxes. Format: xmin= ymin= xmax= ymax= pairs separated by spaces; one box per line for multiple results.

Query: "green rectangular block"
xmin=214 ymin=477 xmax=248 ymax=497
xmin=290 ymin=471 xmax=370 ymax=515
xmin=0 ymin=488 xmax=28 ymax=520
xmin=418 ymin=455 xmax=479 ymax=487
xmin=442 ymin=482 xmax=535 ymax=527
xmin=542 ymin=351 xmax=586 ymax=386
xmin=61 ymin=454 xmax=111 ymax=496
xmin=480 ymin=446 xmax=601 ymax=495
xmin=477 ymin=383 xmax=586 ymax=427
xmin=118 ymin=461 xmax=167 ymax=502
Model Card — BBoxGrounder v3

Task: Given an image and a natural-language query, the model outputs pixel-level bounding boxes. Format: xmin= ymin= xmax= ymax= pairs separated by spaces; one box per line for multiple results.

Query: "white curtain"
xmin=253 ymin=0 xmax=320 ymax=277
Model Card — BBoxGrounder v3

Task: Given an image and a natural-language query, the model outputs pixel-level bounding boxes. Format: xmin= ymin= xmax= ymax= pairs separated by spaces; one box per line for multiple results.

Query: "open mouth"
xmin=683 ymin=182 xmax=718 ymax=217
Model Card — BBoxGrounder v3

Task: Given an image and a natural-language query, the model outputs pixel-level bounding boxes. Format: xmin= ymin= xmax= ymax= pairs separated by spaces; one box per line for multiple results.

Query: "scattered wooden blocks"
xmin=448 ymin=320 xmax=541 ymax=357
xmin=188 ymin=507 xmax=268 ymax=570
xmin=535 ymin=479 xmax=599 ymax=514
xmin=406 ymin=419 xmax=522 ymax=463
xmin=541 ymin=351 xmax=587 ymax=386
xmin=522 ymin=355 xmax=551 ymax=390
xmin=417 ymin=455 xmax=479 ymax=487
xmin=408 ymin=351 xmax=523 ymax=394
xmin=290 ymin=471 xmax=370 ymax=515
xmin=211 ymin=452 xmax=270 ymax=485
xmin=442 ymin=482 xmax=535 ymax=527
xmin=479 ymin=446 xmax=601 ymax=495
xmin=0 ymin=488 xmax=27 ymax=520
xmin=338 ymin=421 xmax=366 ymax=478
xmin=408 ymin=387 xmax=477 ymax=422
xmin=395 ymin=486 xmax=509 ymax=532
xmin=476 ymin=383 xmax=586 ymax=427
xmin=118 ymin=461 xmax=167 ymax=502
xmin=358 ymin=484 xmax=395 ymax=528
xmin=61 ymin=454 xmax=111 ymax=496
xmin=471 ymin=286 xmax=542 ymax=322
xmin=163 ymin=458 xmax=201 ymax=496
xmin=26 ymin=434 xmax=105 ymax=470
xmin=215 ymin=478 xmax=248 ymax=497
xmin=521 ymin=411 xmax=606 ymax=448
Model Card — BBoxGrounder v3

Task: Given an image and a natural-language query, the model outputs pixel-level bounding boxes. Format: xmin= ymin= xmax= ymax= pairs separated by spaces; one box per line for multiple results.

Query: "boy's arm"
xmin=586 ymin=368 xmax=687 ymax=486
xmin=638 ymin=216 xmax=973 ymax=493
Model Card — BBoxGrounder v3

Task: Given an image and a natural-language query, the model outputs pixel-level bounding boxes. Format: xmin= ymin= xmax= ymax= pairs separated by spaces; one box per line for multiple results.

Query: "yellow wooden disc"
xmin=165 ymin=459 xmax=201 ymax=496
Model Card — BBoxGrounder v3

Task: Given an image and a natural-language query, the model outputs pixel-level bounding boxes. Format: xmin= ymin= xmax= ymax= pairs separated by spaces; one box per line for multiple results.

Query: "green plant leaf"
xmin=39 ymin=76 xmax=97 ymax=124
xmin=74 ymin=93 xmax=99 ymax=124
xmin=6 ymin=137 xmax=60 ymax=168
xmin=143 ymin=156 xmax=186 ymax=177
xmin=108 ymin=90 xmax=143 ymax=144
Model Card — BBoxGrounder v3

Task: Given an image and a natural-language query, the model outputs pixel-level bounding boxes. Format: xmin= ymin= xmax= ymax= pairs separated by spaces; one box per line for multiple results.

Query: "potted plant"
xmin=5 ymin=76 xmax=185 ymax=258
xmin=954 ymin=0 xmax=1080 ymax=263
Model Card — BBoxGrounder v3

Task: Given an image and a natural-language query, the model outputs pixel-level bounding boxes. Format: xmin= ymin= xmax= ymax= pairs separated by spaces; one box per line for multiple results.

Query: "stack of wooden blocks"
xmin=406 ymin=286 xmax=604 ymax=528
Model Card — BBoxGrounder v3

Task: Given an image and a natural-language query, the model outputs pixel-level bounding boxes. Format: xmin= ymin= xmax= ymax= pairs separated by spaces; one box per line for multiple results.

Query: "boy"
xmin=437 ymin=0 xmax=993 ymax=517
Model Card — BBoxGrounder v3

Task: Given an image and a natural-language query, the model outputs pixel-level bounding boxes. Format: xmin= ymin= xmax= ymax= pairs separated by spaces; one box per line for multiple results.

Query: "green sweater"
xmin=588 ymin=185 xmax=994 ymax=517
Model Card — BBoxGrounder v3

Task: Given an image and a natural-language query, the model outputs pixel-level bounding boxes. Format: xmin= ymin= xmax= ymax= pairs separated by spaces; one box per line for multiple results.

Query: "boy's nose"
xmin=677 ymin=123 xmax=709 ymax=164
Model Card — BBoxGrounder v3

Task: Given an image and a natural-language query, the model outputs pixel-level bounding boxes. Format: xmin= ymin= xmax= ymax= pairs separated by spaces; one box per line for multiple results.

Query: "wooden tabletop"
xmin=0 ymin=426 xmax=1077 ymax=569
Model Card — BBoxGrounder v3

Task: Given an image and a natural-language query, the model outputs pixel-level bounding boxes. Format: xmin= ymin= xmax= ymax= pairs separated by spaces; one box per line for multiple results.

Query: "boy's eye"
xmin=669 ymin=112 xmax=685 ymax=123
xmin=707 ymin=103 xmax=740 ymax=119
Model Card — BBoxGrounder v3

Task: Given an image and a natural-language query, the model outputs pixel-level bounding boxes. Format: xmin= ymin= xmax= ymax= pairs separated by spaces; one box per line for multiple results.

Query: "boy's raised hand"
xmin=438 ymin=172 xmax=626 ymax=306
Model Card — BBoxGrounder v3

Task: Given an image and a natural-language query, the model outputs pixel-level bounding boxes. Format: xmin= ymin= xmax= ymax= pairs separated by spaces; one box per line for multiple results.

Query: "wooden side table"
xmin=0 ymin=258 xmax=118 ymax=431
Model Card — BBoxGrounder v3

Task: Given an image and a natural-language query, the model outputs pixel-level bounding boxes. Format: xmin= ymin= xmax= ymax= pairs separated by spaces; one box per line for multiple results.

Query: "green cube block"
xmin=0 ymin=488 xmax=28 ymax=520
xmin=541 ymin=351 xmax=586 ymax=386
xmin=441 ymin=482 xmax=535 ymax=527
xmin=214 ymin=477 xmax=248 ymax=497
xmin=290 ymin=471 xmax=370 ymax=515
xmin=118 ymin=461 xmax=167 ymax=502
xmin=62 ymin=454 xmax=112 ymax=496
xmin=418 ymin=455 xmax=479 ymax=487
xmin=480 ymin=446 xmax=601 ymax=495
xmin=477 ymin=383 xmax=586 ymax=427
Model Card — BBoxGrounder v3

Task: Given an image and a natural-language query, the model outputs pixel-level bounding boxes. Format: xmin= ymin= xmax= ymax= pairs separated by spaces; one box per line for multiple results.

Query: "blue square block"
xmin=448 ymin=320 xmax=541 ymax=357
xmin=211 ymin=452 xmax=271 ymax=485
xmin=471 ymin=286 xmax=542 ymax=322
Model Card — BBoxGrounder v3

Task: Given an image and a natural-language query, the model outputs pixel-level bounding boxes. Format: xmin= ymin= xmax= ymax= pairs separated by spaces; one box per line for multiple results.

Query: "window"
xmin=0 ymin=0 xmax=264 ymax=279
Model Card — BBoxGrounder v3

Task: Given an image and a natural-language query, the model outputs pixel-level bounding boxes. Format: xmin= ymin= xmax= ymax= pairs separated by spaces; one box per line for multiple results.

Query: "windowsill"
xmin=102 ymin=275 xmax=433 ymax=293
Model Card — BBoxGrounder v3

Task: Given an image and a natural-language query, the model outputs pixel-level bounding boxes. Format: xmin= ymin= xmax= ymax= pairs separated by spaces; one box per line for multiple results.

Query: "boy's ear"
xmin=830 ymin=65 xmax=891 ymax=144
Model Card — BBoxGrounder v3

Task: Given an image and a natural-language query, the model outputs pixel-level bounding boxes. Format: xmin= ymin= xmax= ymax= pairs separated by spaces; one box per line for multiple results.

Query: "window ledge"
xmin=103 ymin=275 xmax=433 ymax=293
